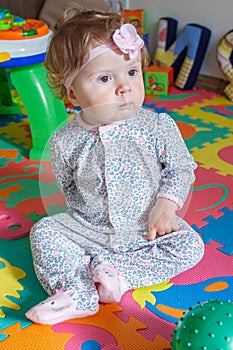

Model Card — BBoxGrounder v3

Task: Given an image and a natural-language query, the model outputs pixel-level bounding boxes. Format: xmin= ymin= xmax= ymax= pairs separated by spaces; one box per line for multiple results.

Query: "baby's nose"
xmin=116 ymin=83 xmax=131 ymax=95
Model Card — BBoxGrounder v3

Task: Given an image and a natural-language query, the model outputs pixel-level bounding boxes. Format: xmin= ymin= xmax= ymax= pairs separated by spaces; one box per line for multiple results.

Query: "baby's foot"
xmin=25 ymin=290 xmax=98 ymax=325
xmin=92 ymin=263 xmax=128 ymax=303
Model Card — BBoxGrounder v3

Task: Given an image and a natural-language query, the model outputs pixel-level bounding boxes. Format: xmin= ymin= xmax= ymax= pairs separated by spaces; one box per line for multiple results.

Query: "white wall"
xmin=130 ymin=0 xmax=233 ymax=79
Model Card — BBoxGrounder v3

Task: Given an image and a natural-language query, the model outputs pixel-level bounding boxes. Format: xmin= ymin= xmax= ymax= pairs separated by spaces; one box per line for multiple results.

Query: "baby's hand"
xmin=147 ymin=197 xmax=179 ymax=241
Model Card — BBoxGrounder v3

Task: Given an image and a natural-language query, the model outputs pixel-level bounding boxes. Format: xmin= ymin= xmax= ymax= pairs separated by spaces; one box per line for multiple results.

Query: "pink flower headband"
xmin=64 ymin=23 xmax=144 ymax=89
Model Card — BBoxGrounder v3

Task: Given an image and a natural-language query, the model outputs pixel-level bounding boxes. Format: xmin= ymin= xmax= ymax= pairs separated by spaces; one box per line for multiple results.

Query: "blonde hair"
xmin=45 ymin=8 xmax=150 ymax=99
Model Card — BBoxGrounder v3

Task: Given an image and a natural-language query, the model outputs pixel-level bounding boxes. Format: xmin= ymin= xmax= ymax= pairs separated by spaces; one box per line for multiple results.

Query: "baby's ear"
xmin=67 ymin=87 xmax=80 ymax=106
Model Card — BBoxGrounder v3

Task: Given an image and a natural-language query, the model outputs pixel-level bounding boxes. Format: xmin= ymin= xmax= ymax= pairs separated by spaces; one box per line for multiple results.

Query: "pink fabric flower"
xmin=112 ymin=23 xmax=144 ymax=59
xmin=64 ymin=23 xmax=145 ymax=88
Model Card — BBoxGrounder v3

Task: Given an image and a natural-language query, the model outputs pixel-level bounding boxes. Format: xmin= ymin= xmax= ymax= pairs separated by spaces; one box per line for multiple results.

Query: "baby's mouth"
xmin=119 ymin=101 xmax=133 ymax=108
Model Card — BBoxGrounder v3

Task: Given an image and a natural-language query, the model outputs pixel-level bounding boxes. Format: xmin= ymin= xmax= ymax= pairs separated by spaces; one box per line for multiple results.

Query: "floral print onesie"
xmin=30 ymin=107 xmax=204 ymax=311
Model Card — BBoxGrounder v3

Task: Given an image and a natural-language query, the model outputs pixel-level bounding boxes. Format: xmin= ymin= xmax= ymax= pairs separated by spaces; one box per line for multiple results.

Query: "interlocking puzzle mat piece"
xmin=174 ymin=120 xmax=196 ymax=140
xmin=0 ymin=114 xmax=31 ymax=151
xmin=144 ymin=276 xmax=233 ymax=324
xmin=191 ymin=135 xmax=233 ymax=176
xmin=16 ymin=195 xmax=66 ymax=219
xmin=0 ymin=322 xmax=73 ymax=350
xmin=172 ymin=239 xmax=233 ymax=285
xmin=0 ymin=161 xmax=44 ymax=199
xmin=115 ymin=287 xmax=174 ymax=342
xmin=52 ymin=303 xmax=171 ymax=350
xmin=0 ymin=159 xmax=56 ymax=186
xmin=199 ymin=94 xmax=233 ymax=108
xmin=193 ymin=207 xmax=233 ymax=256
xmin=178 ymin=166 xmax=233 ymax=227
xmin=0 ymin=149 xmax=19 ymax=161
xmin=0 ymin=237 xmax=47 ymax=336
xmin=144 ymin=86 xmax=218 ymax=112
xmin=0 ymin=159 xmax=64 ymax=217
xmin=0 ymin=148 xmax=23 ymax=169
xmin=202 ymin=103 xmax=233 ymax=117
xmin=168 ymin=111 xmax=231 ymax=150
xmin=0 ymin=114 xmax=26 ymax=128
xmin=0 ymin=138 xmax=26 ymax=164
xmin=46 ymin=203 xmax=68 ymax=216
xmin=0 ymin=178 xmax=59 ymax=209
xmin=102 ymin=345 xmax=122 ymax=349
xmin=0 ymin=258 xmax=26 ymax=319
xmin=39 ymin=159 xmax=67 ymax=215
xmin=176 ymin=98 xmax=233 ymax=130
xmin=54 ymin=322 xmax=120 ymax=350
xmin=1 ymin=295 xmax=171 ymax=350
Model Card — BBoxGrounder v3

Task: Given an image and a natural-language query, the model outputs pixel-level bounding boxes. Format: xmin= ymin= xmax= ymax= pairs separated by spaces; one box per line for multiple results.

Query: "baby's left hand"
xmin=147 ymin=197 xmax=179 ymax=241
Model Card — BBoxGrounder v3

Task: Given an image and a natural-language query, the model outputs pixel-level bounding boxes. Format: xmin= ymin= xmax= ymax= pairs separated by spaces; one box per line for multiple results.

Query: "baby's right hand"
xmin=147 ymin=198 xmax=179 ymax=241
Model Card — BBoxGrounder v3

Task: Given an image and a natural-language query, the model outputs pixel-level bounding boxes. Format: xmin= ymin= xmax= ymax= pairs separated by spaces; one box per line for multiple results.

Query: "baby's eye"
xmin=128 ymin=69 xmax=137 ymax=77
xmin=98 ymin=74 xmax=111 ymax=83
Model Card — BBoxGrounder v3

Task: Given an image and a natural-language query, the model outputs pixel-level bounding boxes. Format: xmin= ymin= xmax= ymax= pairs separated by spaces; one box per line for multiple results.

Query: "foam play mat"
xmin=0 ymin=86 xmax=233 ymax=349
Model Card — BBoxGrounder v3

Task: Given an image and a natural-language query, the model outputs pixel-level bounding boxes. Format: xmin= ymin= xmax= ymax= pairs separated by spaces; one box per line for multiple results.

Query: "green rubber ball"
xmin=171 ymin=299 xmax=233 ymax=350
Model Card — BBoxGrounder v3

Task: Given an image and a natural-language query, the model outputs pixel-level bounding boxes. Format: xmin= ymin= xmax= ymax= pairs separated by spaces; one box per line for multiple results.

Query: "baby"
xmin=26 ymin=8 xmax=204 ymax=325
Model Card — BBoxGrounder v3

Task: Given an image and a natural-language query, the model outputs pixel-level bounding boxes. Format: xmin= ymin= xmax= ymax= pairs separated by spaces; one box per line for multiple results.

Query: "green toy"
xmin=171 ymin=299 xmax=233 ymax=350
xmin=10 ymin=63 xmax=68 ymax=160
xmin=0 ymin=68 xmax=21 ymax=114
xmin=0 ymin=7 xmax=68 ymax=160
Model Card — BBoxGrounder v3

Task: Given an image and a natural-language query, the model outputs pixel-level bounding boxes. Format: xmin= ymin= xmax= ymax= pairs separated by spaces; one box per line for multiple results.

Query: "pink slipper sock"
xmin=92 ymin=263 xmax=128 ymax=303
xmin=25 ymin=290 xmax=98 ymax=325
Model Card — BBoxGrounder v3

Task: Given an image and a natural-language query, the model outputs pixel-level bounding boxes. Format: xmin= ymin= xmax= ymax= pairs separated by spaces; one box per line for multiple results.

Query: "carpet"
xmin=0 ymin=86 xmax=233 ymax=350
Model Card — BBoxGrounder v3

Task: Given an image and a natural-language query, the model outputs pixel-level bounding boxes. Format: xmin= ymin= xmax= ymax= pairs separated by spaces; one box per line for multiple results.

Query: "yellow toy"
xmin=216 ymin=30 xmax=233 ymax=101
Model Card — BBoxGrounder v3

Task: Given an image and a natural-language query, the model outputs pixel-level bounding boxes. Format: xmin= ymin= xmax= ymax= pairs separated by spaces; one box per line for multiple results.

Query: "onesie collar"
xmin=76 ymin=111 xmax=124 ymax=132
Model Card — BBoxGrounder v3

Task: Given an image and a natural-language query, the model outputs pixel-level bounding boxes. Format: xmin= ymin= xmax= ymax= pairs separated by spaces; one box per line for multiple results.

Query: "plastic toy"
xmin=0 ymin=7 xmax=11 ymax=20
xmin=0 ymin=7 xmax=48 ymax=39
xmin=123 ymin=9 xmax=146 ymax=35
xmin=0 ymin=51 xmax=10 ymax=62
xmin=216 ymin=29 xmax=233 ymax=102
xmin=0 ymin=8 xmax=68 ymax=160
xmin=0 ymin=209 xmax=34 ymax=240
xmin=9 ymin=63 xmax=68 ymax=159
xmin=154 ymin=17 xmax=211 ymax=90
xmin=0 ymin=18 xmax=48 ymax=40
xmin=144 ymin=65 xmax=174 ymax=96
xmin=0 ymin=66 xmax=22 ymax=115
xmin=0 ymin=68 xmax=12 ymax=105
xmin=171 ymin=299 xmax=233 ymax=349
xmin=0 ymin=9 xmax=51 ymax=68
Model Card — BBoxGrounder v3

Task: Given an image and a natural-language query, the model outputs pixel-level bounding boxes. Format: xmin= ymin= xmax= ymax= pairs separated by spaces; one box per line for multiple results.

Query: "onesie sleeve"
xmin=49 ymin=132 xmax=77 ymax=206
xmin=155 ymin=113 xmax=197 ymax=208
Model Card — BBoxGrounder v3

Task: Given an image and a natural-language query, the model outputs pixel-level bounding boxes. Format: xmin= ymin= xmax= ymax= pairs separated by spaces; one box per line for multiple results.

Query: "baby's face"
xmin=69 ymin=49 xmax=145 ymax=126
